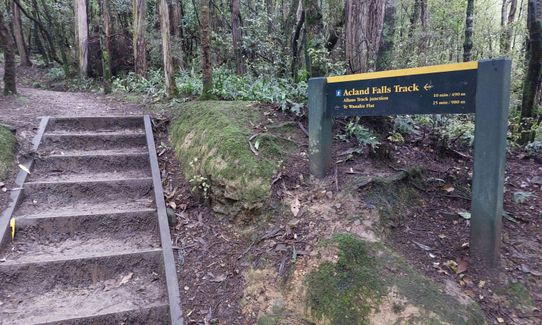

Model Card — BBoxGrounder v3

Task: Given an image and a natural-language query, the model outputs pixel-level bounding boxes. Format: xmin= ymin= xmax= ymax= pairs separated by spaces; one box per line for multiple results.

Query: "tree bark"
xmin=303 ymin=0 xmax=326 ymax=77
xmin=133 ymin=0 xmax=148 ymax=76
xmin=463 ymin=0 xmax=475 ymax=62
xmin=266 ymin=0 xmax=273 ymax=34
xmin=501 ymin=0 xmax=518 ymax=52
xmin=74 ymin=0 xmax=88 ymax=76
xmin=290 ymin=0 xmax=304 ymax=79
xmin=200 ymin=0 xmax=213 ymax=98
xmin=232 ymin=0 xmax=245 ymax=75
xmin=408 ymin=0 xmax=420 ymax=39
xmin=520 ymin=0 xmax=542 ymax=144
xmin=376 ymin=0 xmax=396 ymax=71
xmin=345 ymin=0 xmax=386 ymax=73
xmin=159 ymin=0 xmax=178 ymax=97
xmin=0 ymin=12 xmax=17 ymax=95
xmin=12 ymin=1 xmax=31 ymax=66
xmin=99 ymin=0 xmax=112 ymax=93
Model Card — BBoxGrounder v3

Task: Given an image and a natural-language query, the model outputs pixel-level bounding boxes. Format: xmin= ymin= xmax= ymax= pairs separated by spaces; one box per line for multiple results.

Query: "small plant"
xmin=393 ymin=116 xmax=419 ymax=135
xmin=188 ymin=158 xmax=210 ymax=198
xmin=189 ymin=174 xmax=211 ymax=199
xmin=338 ymin=119 xmax=380 ymax=151
xmin=387 ymin=131 xmax=405 ymax=143
xmin=46 ymin=67 xmax=66 ymax=81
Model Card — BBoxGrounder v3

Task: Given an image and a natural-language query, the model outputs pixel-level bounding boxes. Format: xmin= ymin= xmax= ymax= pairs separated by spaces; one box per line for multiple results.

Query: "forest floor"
xmin=0 ymin=65 xmax=541 ymax=324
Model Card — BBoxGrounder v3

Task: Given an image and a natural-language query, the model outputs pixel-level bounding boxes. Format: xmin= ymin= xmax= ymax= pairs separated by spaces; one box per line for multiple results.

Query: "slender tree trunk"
xmin=159 ymin=0 xmax=178 ymax=97
xmin=345 ymin=0 xmax=386 ymax=73
xmin=520 ymin=0 xmax=542 ymax=144
xmin=463 ymin=0 xmax=475 ymax=62
xmin=501 ymin=0 xmax=518 ymax=52
xmin=232 ymin=0 xmax=245 ymax=75
xmin=99 ymin=0 xmax=112 ymax=93
xmin=200 ymin=0 xmax=213 ymax=99
xmin=266 ymin=0 xmax=273 ymax=33
xmin=290 ymin=0 xmax=304 ymax=79
xmin=408 ymin=0 xmax=420 ymax=39
xmin=74 ymin=0 xmax=88 ymax=76
xmin=0 ymin=13 xmax=17 ymax=95
xmin=32 ymin=21 xmax=49 ymax=64
xmin=376 ymin=0 xmax=396 ymax=70
xmin=12 ymin=2 xmax=31 ymax=66
xmin=171 ymin=0 xmax=181 ymax=36
xmin=303 ymin=0 xmax=326 ymax=77
xmin=133 ymin=0 xmax=148 ymax=76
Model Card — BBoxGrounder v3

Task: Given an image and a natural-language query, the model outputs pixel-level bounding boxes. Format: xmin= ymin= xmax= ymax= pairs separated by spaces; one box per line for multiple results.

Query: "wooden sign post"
xmin=308 ymin=59 xmax=511 ymax=269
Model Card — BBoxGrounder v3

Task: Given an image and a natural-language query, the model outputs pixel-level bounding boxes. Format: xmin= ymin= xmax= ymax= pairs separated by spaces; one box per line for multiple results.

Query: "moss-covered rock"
xmin=0 ymin=126 xmax=16 ymax=179
xmin=170 ymin=101 xmax=294 ymax=221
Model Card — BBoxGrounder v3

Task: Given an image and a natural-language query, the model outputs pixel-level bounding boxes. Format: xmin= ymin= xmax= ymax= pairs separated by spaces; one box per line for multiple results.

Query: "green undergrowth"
xmin=305 ymin=234 xmax=486 ymax=325
xmin=0 ymin=126 xmax=16 ymax=180
xmin=170 ymin=100 xmax=295 ymax=220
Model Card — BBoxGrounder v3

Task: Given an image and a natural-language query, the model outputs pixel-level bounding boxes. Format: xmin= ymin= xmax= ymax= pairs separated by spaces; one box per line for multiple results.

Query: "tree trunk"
xmin=290 ymin=0 xmax=304 ymax=79
xmin=200 ymin=0 xmax=213 ymax=99
xmin=171 ymin=0 xmax=181 ymax=36
xmin=232 ymin=0 xmax=245 ymax=75
xmin=303 ymin=0 xmax=326 ymax=77
xmin=376 ymin=0 xmax=396 ymax=71
xmin=133 ymin=0 xmax=148 ymax=76
xmin=74 ymin=0 xmax=89 ymax=76
xmin=159 ymin=0 xmax=178 ymax=97
xmin=0 ymin=13 xmax=17 ymax=95
xmin=463 ymin=0 xmax=475 ymax=62
xmin=408 ymin=0 xmax=420 ymax=39
xmin=501 ymin=0 xmax=518 ymax=52
xmin=99 ymin=0 xmax=112 ymax=93
xmin=519 ymin=0 xmax=542 ymax=144
xmin=12 ymin=1 xmax=31 ymax=66
xmin=266 ymin=0 xmax=273 ymax=33
xmin=32 ymin=21 xmax=49 ymax=65
xmin=345 ymin=0 xmax=386 ymax=73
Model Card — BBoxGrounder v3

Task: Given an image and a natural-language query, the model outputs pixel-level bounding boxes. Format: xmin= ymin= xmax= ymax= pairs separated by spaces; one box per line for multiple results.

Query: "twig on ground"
xmin=334 ymin=165 xmax=339 ymax=192
xmin=298 ymin=122 xmax=309 ymax=137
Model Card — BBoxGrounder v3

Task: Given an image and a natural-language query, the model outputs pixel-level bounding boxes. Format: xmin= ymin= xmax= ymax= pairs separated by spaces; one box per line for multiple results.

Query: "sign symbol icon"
xmin=424 ymin=83 xmax=433 ymax=91
xmin=336 ymin=90 xmax=342 ymax=97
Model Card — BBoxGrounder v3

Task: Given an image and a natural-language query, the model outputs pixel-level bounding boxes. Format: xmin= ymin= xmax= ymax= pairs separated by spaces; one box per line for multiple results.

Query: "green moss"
xmin=170 ymin=101 xmax=293 ymax=217
xmin=305 ymin=235 xmax=486 ymax=325
xmin=306 ymin=234 xmax=383 ymax=325
xmin=0 ymin=126 xmax=16 ymax=179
